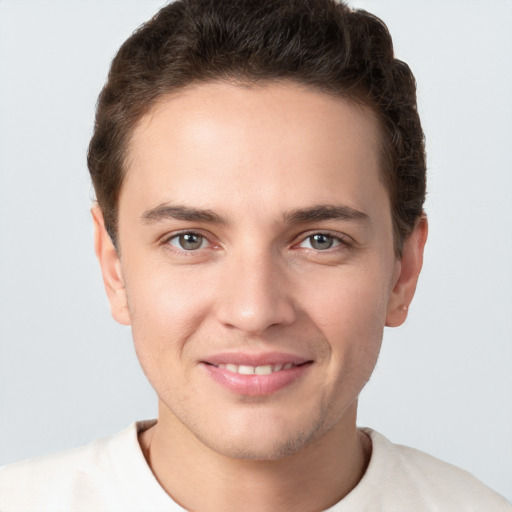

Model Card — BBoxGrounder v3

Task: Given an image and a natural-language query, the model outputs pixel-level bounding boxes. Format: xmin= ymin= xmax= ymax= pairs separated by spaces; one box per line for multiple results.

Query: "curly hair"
xmin=88 ymin=0 xmax=426 ymax=256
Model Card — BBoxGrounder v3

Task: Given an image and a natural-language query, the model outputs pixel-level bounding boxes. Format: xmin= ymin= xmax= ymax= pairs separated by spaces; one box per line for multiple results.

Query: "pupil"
xmin=180 ymin=233 xmax=202 ymax=250
xmin=311 ymin=234 xmax=333 ymax=250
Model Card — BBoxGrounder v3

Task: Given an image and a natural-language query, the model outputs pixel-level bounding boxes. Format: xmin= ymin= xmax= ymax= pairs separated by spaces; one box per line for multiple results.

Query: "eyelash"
xmin=160 ymin=230 xmax=352 ymax=254
xmin=161 ymin=230 xmax=217 ymax=254
xmin=294 ymin=232 xmax=352 ymax=252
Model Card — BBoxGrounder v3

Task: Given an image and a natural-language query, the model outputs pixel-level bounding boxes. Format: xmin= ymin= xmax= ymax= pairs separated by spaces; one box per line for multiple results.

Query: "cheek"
xmin=300 ymin=262 xmax=391 ymax=370
xmin=304 ymin=261 xmax=391 ymax=327
xmin=123 ymin=263 xmax=215 ymax=373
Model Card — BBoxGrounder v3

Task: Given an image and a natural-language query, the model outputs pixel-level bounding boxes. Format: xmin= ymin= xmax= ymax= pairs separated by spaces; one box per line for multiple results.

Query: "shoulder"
xmin=339 ymin=428 xmax=512 ymax=511
xmin=2 ymin=428 xmax=119 ymax=480
xmin=0 ymin=420 xmax=173 ymax=512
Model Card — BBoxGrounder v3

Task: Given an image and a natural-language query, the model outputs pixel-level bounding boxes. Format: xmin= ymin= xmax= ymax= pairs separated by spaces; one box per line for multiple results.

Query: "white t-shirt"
xmin=0 ymin=420 xmax=510 ymax=512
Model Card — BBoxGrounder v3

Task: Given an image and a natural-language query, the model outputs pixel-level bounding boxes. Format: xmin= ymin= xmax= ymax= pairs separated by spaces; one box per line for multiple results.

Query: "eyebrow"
xmin=283 ymin=204 xmax=369 ymax=224
xmin=141 ymin=204 xmax=227 ymax=225
xmin=141 ymin=202 xmax=369 ymax=226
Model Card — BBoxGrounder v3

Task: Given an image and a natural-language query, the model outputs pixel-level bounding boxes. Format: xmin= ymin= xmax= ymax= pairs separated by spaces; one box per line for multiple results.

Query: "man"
xmin=0 ymin=0 xmax=510 ymax=510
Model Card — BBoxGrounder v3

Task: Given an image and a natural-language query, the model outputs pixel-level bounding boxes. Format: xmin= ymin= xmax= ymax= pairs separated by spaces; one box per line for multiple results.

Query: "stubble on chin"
xmin=174 ymin=393 xmax=338 ymax=462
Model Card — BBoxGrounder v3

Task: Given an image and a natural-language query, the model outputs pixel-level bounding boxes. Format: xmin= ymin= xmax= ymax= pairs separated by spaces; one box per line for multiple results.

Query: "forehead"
xmin=121 ymin=81 xmax=387 ymax=224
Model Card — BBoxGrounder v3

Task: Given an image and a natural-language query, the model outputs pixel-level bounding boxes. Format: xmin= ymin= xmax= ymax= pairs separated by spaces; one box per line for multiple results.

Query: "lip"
xmin=203 ymin=351 xmax=311 ymax=367
xmin=201 ymin=352 xmax=313 ymax=396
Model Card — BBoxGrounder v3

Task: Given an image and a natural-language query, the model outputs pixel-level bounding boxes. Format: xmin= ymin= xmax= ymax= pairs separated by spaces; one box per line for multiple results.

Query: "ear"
xmin=92 ymin=206 xmax=131 ymax=326
xmin=386 ymin=215 xmax=428 ymax=327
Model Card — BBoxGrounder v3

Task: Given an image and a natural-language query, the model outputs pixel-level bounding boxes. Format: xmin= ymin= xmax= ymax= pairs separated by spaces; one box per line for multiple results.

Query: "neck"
xmin=139 ymin=401 xmax=371 ymax=512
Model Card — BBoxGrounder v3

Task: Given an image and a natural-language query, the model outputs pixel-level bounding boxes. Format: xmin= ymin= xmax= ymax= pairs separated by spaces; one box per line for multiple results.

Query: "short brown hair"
xmin=88 ymin=0 xmax=426 ymax=255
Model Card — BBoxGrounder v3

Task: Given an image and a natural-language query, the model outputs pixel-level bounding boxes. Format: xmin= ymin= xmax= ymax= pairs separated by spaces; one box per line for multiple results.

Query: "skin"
xmin=93 ymin=81 xmax=427 ymax=511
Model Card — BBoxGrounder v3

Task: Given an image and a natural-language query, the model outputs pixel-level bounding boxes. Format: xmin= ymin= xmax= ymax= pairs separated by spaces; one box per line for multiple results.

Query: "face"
xmin=95 ymin=82 xmax=425 ymax=460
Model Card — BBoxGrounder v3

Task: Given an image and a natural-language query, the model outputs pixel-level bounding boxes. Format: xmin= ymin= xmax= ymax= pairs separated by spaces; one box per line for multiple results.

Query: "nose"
xmin=215 ymin=251 xmax=296 ymax=336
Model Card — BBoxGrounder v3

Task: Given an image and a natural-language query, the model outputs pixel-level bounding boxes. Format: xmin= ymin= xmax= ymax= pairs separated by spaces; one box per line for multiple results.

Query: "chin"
xmin=202 ymin=430 xmax=317 ymax=461
xmin=191 ymin=405 xmax=332 ymax=461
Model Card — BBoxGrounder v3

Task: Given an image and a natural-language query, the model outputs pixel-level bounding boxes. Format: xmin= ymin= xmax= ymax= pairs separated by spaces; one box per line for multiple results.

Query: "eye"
xmin=299 ymin=233 xmax=343 ymax=251
xmin=167 ymin=232 xmax=208 ymax=251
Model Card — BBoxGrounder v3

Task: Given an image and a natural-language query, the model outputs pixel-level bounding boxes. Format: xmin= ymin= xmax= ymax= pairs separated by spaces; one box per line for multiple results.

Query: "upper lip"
xmin=202 ymin=351 xmax=313 ymax=367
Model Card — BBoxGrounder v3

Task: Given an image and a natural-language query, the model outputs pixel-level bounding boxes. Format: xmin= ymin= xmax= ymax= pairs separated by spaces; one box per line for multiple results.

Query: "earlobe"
xmin=91 ymin=206 xmax=131 ymax=326
xmin=385 ymin=215 xmax=428 ymax=327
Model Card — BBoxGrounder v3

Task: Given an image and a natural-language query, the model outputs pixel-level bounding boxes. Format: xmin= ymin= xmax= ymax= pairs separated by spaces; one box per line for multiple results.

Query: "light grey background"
xmin=1 ymin=0 xmax=511 ymax=501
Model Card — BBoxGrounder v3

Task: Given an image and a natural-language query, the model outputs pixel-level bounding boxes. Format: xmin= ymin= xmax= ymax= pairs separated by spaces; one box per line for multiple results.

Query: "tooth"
xmin=220 ymin=363 xmax=294 ymax=375
xmin=255 ymin=365 xmax=272 ymax=375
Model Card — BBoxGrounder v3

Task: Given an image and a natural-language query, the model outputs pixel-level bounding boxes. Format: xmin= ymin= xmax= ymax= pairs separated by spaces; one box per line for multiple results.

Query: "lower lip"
xmin=202 ymin=363 xmax=311 ymax=396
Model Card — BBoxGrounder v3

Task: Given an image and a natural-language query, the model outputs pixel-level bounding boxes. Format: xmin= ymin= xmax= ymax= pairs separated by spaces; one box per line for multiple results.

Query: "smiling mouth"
xmin=209 ymin=362 xmax=308 ymax=375
xmin=202 ymin=360 xmax=313 ymax=396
